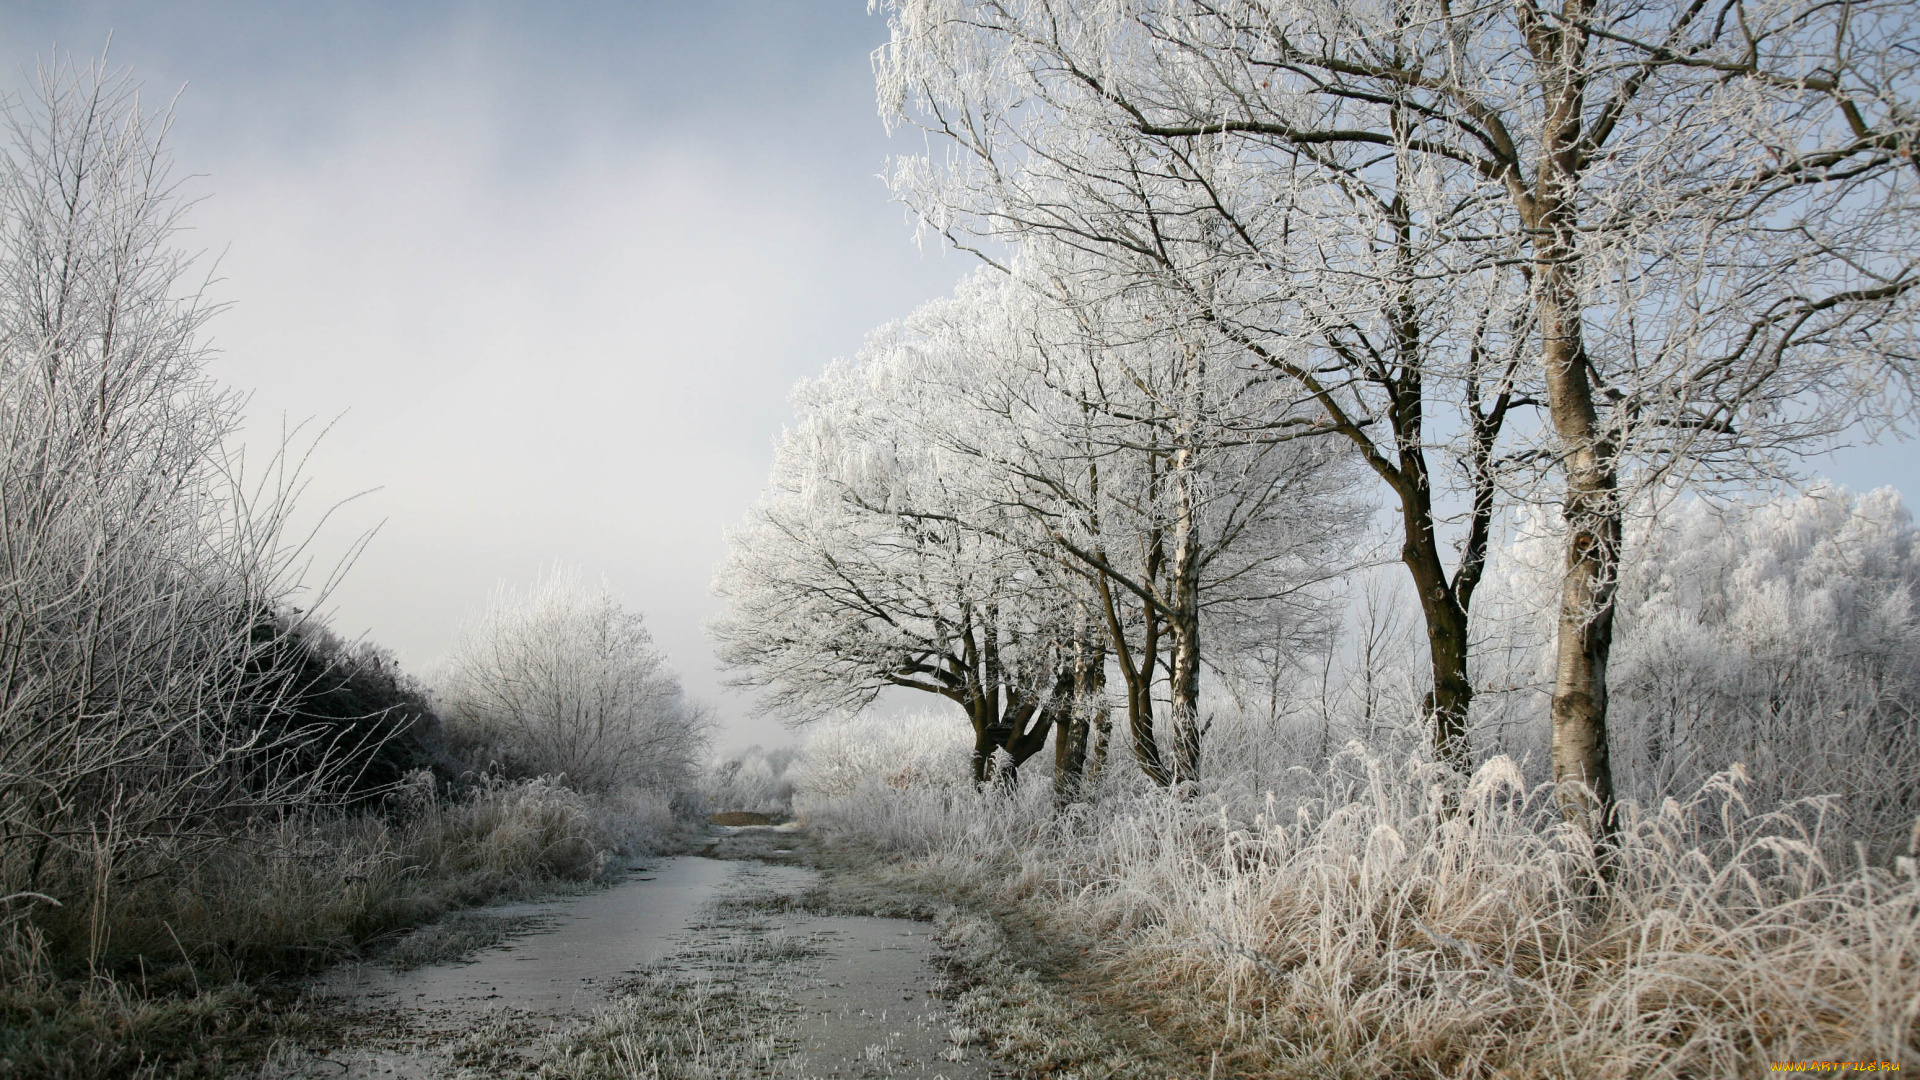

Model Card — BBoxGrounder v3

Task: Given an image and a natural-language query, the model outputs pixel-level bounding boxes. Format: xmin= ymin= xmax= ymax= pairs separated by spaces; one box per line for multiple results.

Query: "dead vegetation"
xmin=0 ymin=776 xmax=658 ymax=1078
xmin=801 ymin=727 xmax=1920 ymax=1077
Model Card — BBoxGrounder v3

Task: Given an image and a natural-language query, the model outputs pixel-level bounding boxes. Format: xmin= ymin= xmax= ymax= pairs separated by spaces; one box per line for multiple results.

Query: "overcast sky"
xmin=0 ymin=2 xmax=1911 ymax=754
xmin=0 ymin=2 xmax=980 ymax=751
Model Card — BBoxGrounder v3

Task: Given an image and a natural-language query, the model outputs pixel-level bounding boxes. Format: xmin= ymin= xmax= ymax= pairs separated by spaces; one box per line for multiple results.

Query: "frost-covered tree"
xmin=1475 ymin=484 xmax=1920 ymax=846
xmin=719 ymin=270 xmax=1360 ymax=787
xmin=875 ymin=0 xmax=1920 ymax=831
xmin=711 ymin=353 xmax=1087 ymax=787
xmin=876 ymin=271 xmax=1365 ymax=784
xmin=875 ymin=0 xmax=1546 ymax=778
xmin=439 ymin=570 xmax=708 ymax=793
xmin=0 ymin=59 xmax=343 ymax=907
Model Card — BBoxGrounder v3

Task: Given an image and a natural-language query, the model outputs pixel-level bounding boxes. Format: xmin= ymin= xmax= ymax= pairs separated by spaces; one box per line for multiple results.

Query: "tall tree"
xmin=876 ymin=0 xmax=1542 ymax=776
xmin=871 ymin=272 xmax=1363 ymax=785
xmin=875 ymin=0 xmax=1919 ymax=831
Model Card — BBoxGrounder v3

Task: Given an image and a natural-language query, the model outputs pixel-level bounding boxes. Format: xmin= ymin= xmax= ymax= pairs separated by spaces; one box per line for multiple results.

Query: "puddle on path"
xmin=318 ymin=856 xmax=792 ymax=1017
xmin=782 ymin=916 xmax=994 ymax=1080
xmin=287 ymin=839 xmax=994 ymax=1079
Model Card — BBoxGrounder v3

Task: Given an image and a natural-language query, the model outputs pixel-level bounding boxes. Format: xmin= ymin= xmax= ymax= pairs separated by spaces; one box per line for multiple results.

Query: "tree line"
xmin=0 ymin=59 xmax=709 ymax=1009
xmin=714 ymin=0 xmax=1918 ymax=837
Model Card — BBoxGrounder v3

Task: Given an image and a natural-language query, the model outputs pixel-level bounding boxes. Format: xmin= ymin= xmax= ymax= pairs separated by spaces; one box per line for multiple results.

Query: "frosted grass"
xmin=801 ymin=720 xmax=1920 ymax=1077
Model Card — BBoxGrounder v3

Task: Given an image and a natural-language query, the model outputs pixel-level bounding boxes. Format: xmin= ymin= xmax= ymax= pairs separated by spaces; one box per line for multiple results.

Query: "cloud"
xmin=1 ymin=4 xmax=969 ymax=751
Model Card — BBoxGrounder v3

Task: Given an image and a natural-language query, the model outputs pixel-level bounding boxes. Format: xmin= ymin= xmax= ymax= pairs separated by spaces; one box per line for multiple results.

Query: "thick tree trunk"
xmin=1001 ymin=674 xmax=1062 ymax=788
xmin=1094 ymin=570 xmax=1169 ymax=786
xmin=969 ymin=703 xmax=1055 ymax=788
xmin=1520 ymin=7 xmax=1618 ymax=841
xmin=1395 ymin=467 xmax=1476 ymax=773
xmin=1083 ymin=653 xmax=1113 ymax=784
xmin=1167 ymin=613 xmax=1201 ymax=784
xmin=1125 ymin=674 xmax=1166 ymax=785
xmin=1423 ymin=597 xmax=1474 ymax=768
xmin=1053 ymin=623 xmax=1105 ymax=804
xmin=1052 ymin=709 xmax=1088 ymax=804
xmin=1534 ymin=221 xmax=1620 ymax=837
xmin=966 ymin=681 xmax=998 ymax=786
xmin=964 ymin=662 xmax=1065 ymax=792
xmin=1551 ymin=481 xmax=1619 ymax=834
xmin=969 ymin=708 xmax=995 ymax=786
xmin=1380 ymin=180 xmax=1480 ymax=776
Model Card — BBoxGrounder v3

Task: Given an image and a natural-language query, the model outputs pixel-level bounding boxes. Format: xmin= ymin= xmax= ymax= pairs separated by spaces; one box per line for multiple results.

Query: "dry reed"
xmin=804 ymin=739 xmax=1920 ymax=1077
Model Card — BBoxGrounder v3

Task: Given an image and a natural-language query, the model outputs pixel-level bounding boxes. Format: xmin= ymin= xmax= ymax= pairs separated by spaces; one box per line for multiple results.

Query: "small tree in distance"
xmin=438 ymin=569 xmax=709 ymax=793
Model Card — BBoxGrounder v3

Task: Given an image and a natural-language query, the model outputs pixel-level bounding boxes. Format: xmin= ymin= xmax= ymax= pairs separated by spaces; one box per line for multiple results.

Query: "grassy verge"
xmin=802 ymin=754 xmax=1920 ymax=1078
xmin=0 ymin=777 xmax=676 ymax=1080
xmin=0 ymin=980 xmax=310 ymax=1080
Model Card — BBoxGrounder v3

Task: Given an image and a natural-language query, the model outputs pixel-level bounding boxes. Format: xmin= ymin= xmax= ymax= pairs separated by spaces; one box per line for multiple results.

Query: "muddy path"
xmin=268 ymin=826 xmax=1004 ymax=1079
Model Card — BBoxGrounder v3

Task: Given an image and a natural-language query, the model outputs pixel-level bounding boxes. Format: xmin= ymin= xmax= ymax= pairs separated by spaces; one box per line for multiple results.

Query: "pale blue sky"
xmin=0 ymin=3 xmax=1910 ymax=751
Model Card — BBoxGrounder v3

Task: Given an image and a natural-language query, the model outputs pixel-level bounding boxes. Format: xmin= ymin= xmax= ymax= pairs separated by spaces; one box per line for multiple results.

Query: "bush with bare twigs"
xmin=437 ymin=569 xmax=711 ymax=796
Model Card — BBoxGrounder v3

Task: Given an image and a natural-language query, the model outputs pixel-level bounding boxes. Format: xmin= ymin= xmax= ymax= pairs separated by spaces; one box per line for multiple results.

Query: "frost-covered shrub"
xmin=1474 ymin=485 xmax=1920 ymax=844
xmin=0 ymin=61 xmax=383 ymax=945
xmin=793 ymin=712 xmax=1027 ymax=851
xmin=792 ymin=712 xmax=974 ymax=804
xmin=699 ymin=744 xmax=801 ymax=817
xmin=244 ymin=617 xmax=452 ymax=804
xmin=1614 ymin=486 xmax=1919 ymax=838
xmin=437 ymin=569 xmax=710 ymax=794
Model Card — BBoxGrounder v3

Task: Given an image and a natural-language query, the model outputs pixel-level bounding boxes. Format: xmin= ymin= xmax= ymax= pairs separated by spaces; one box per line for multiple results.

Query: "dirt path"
xmin=265 ymin=826 xmax=1003 ymax=1079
